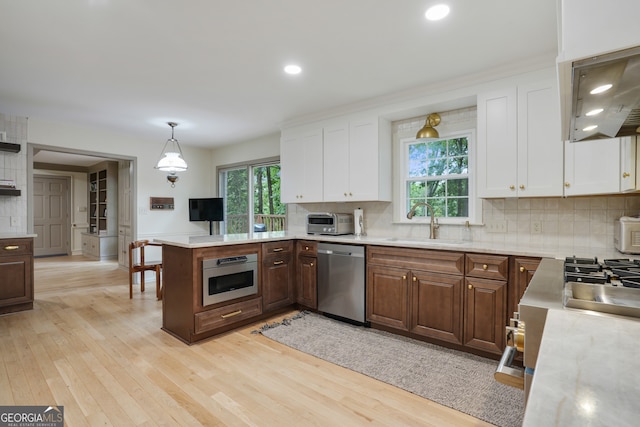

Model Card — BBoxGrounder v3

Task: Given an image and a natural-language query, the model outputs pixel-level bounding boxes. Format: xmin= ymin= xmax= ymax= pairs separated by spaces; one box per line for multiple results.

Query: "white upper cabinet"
xmin=564 ymin=137 xmax=637 ymax=196
xmin=281 ymin=115 xmax=391 ymax=204
xmin=477 ymin=79 xmax=563 ymax=198
xmin=280 ymin=127 xmax=324 ymax=203
xmin=323 ymin=117 xmax=392 ymax=202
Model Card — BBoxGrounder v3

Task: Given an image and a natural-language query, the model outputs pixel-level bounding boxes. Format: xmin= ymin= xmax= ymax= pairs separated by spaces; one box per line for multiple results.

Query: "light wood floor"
xmin=0 ymin=255 xmax=493 ymax=426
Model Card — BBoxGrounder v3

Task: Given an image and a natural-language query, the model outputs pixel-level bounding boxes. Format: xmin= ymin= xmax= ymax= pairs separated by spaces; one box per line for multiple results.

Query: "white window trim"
xmin=395 ymin=129 xmax=481 ymax=226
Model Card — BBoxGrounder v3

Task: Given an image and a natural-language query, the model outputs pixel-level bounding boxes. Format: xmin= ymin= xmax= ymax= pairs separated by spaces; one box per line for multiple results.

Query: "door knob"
xmin=520 ymin=266 xmax=525 ymax=273
xmin=468 ymin=284 xmax=473 ymax=290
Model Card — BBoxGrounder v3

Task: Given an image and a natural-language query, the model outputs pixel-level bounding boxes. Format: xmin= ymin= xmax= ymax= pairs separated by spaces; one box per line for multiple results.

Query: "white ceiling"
xmin=0 ymin=0 xmax=558 ymax=148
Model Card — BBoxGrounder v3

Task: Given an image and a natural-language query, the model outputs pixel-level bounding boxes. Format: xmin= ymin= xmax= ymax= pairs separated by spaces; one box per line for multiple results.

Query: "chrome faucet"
xmin=407 ymin=202 xmax=439 ymax=239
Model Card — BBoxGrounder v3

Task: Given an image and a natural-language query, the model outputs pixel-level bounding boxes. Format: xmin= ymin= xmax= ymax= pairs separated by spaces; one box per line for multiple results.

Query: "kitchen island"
xmin=521 ymin=260 xmax=640 ymax=427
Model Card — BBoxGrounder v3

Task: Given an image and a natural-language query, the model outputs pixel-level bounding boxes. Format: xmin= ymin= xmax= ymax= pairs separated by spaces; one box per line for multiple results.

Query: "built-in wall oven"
xmin=202 ymin=253 xmax=258 ymax=306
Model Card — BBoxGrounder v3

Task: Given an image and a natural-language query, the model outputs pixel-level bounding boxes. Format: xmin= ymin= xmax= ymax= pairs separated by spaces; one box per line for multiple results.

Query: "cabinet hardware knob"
xmin=468 ymin=284 xmax=473 ymax=290
xmin=349 ymin=192 xmax=353 ymax=196
xmin=509 ymin=185 xmax=515 ymax=190
xmin=273 ymin=247 xmax=284 ymax=252
xmin=221 ymin=310 xmax=242 ymax=319
xmin=564 ymin=182 xmax=570 ymax=187
xmin=273 ymin=260 xmax=284 ymax=265
xmin=402 ymin=275 xmax=406 ymax=280
xmin=305 ymin=246 xmax=309 ymax=250
xmin=310 ymin=262 xmax=314 ymax=267
xmin=3 ymin=245 xmax=19 ymax=251
xmin=520 ymin=266 xmax=525 ymax=273
xmin=482 ymin=264 xmax=488 ymax=270
xmin=623 ymin=172 xmax=630 ymax=178
xmin=519 ymin=185 xmax=525 ymax=190
xmin=413 ymin=276 xmax=417 ymax=282
xmin=344 ymin=192 xmax=348 ymax=197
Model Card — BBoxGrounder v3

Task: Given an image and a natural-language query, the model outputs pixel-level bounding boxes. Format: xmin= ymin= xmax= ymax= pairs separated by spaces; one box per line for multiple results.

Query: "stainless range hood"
xmin=565 ymin=46 xmax=640 ymax=142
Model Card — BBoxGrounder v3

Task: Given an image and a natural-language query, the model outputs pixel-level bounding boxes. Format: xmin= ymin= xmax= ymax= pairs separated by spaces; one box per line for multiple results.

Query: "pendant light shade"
xmin=416 ymin=113 xmax=441 ymax=140
xmin=156 ymin=122 xmax=188 ymax=173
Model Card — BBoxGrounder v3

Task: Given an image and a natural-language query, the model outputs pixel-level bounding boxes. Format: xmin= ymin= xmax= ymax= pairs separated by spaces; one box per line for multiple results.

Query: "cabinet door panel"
xmin=411 ymin=271 xmax=463 ymax=345
xmin=0 ymin=256 xmax=32 ymax=306
xmin=323 ymin=122 xmax=350 ymax=201
xmin=348 ymin=119 xmax=379 ymax=201
xmin=366 ymin=265 xmax=410 ymax=331
xmin=464 ymin=277 xmax=506 ymax=354
xmin=517 ymin=81 xmax=563 ymax=197
xmin=297 ymin=255 xmax=317 ymax=309
xmin=564 ymin=138 xmax=622 ymax=195
xmin=262 ymin=253 xmax=294 ymax=312
xmin=477 ymin=88 xmax=518 ymax=197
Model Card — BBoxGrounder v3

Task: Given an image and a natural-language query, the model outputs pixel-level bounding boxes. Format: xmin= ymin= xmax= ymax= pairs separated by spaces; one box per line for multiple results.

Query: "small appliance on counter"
xmin=615 ymin=216 xmax=640 ymax=254
xmin=307 ymin=212 xmax=354 ymax=235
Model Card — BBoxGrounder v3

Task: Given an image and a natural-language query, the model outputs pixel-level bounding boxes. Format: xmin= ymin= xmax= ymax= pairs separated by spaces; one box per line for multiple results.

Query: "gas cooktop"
xmin=564 ymin=256 xmax=640 ymax=289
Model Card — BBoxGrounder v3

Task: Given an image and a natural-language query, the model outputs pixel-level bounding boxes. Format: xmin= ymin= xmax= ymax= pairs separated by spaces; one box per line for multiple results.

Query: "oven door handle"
xmin=494 ymin=346 xmax=525 ymax=389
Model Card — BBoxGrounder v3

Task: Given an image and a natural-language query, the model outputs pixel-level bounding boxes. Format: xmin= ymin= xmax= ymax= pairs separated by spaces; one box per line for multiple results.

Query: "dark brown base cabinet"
xmin=296 ymin=241 xmax=317 ymax=309
xmin=0 ymin=238 xmax=34 ymax=315
xmin=262 ymin=241 xmax=295 ymax=312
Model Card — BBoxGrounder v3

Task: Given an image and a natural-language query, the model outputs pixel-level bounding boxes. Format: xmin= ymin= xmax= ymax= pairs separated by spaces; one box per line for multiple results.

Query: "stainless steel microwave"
xmin=306 ymin=213 xmax=354 ymax=235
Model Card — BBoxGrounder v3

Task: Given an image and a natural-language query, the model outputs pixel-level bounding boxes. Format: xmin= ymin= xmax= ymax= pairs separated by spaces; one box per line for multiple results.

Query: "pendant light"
xmin=416 ymin=113 xmax=441 ymax=140
xmin=155 ymin=122 xmax=188 ymax=187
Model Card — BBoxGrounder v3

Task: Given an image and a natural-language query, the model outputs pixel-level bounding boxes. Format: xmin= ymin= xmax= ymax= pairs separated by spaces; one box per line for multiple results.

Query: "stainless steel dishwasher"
xmin=317 ymin=242 xmax=366 ymax=324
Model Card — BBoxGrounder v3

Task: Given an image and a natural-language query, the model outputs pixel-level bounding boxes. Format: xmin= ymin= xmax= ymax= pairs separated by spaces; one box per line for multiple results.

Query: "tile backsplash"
xmin=0 ymin=114 xmax=28 ymax=233
xmin=287 ymin=194 xmax=640 ymax=250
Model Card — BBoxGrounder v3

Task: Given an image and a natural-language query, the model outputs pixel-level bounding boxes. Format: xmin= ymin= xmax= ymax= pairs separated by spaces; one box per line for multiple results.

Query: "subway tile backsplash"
xmin=288 ymin=194 xmax=640 ymax=251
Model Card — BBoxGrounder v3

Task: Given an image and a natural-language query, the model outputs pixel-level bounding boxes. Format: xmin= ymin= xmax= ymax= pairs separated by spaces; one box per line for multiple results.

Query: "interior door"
xmin=33 ymin=175 xmax=70 ymax=257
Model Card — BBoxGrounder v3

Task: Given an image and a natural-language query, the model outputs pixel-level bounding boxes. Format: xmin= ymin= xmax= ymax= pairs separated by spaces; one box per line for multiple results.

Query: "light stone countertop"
xmin=0 ymin=233 xmax=37 ymax=239
xmin=523 ymin=308 xmax=640 ymax=427
xmin=155 ymin=231 xmax=629 ymax=260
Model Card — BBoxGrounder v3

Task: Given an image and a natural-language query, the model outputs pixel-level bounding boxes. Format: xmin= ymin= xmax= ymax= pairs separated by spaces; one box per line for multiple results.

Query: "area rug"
xmin=255 ymin=311 xmax=524 ymax=427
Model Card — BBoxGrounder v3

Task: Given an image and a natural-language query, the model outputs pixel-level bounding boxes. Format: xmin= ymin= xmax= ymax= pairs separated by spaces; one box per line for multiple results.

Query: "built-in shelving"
xmin=0 ymin=142 xmax=21 ymax=153
xmin=0 ymin=188 xmax=20 ymax=196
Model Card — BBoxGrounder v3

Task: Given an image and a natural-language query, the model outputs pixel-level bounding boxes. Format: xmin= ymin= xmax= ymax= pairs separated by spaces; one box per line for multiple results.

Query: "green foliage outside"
xmin=407 ymin=137 xmax=469 ymax=218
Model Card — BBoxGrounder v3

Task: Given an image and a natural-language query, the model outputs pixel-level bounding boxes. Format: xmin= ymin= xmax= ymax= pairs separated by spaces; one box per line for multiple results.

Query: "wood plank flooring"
xmin=0 ymin=256 xmax=493 ymax=426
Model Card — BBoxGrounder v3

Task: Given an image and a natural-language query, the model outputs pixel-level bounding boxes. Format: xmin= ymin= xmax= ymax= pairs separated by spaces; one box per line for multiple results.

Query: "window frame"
xmin=396 ymin=129 xmax=480 ymax=225
xmin=217 ymin=157 xmax=284 ymax=234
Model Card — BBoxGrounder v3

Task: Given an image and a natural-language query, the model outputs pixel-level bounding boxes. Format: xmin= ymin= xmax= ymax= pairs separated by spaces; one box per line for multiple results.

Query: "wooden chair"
xmin=129 ymin=240 xmax=163 ymax=300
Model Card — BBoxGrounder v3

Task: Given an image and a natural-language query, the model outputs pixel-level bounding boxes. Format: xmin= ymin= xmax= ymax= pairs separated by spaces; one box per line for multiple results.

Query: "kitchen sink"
xmin=564 ymin=281 xmax=640 ymax=318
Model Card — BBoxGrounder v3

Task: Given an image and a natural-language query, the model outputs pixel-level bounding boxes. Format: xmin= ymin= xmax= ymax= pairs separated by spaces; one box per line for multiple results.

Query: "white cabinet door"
xmin=348 ymin=119 xmax=384 ymax=201
xmin=322 ymin=122 xmax=350 ymax=201
xmin=516 ymin=81 xmax=564 ymax=197
xmin=621 ymin=136 xmax=637 ymax=192
xmin=564 ymin=138 xmax=624 ymax=196
xmin=280 ymin=128 xmax=323 ymax=203
xmin=477 ymin=88 xmax=518 ymax=197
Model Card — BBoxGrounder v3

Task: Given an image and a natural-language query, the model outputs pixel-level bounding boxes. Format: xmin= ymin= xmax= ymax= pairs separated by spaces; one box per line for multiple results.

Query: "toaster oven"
xmin=615 ymin=217 xmax=640 ymax=254
xmin=306 ymin=213 xmax=354 ymax=235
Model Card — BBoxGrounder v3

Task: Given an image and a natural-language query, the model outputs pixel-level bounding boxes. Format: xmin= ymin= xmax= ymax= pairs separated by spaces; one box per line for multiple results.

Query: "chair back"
xmin=129 ymin=240 xmax=162 ymax=268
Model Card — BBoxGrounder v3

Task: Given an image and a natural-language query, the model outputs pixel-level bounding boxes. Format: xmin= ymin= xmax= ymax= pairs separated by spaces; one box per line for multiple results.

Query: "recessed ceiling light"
xmin=585 ymin=108 xmax=604 ymax=116
xmin=583 ymin=125 xmax=598 ymax=132
xmin=425 ymin=4 xmax=450 ymax=21
xmin=284 ymin=64 xmax=302 ymax=75
xmin=590 ymin=84 xmax=612 ymax=94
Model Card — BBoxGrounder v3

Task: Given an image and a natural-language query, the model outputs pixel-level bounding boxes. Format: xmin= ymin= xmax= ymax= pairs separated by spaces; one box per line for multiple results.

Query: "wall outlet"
xmin=485 ymin=220 xmax=507 ymax=233
xmin=532 ymin=221 xmax=542 ymax=234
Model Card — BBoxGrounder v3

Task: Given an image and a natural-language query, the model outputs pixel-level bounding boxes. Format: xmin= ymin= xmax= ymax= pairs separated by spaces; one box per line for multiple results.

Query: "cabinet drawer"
xmin=195 ymin=297 xmax=262 ymax=334
xmin=0 ymin=239 xmax=33 ymax=257
xmin=367 ymin=245 xmax=464 ymax=275
xmin=296 ymin=240 xmax=317 ymax=256
xmin=262 ymin=240 xmax=293 ymax=256
xmin=465 ymin=253 xmax=509 ymax=280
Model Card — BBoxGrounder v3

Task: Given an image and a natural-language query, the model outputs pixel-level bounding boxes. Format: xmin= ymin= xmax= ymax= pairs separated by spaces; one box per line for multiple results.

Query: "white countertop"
xmin=155 ymin=231 xmax=629 ymax=260
xmin=523 ymin=308 xmax=640 ymax=427
xmin=0 ymin=233 xmax=37 ymax=239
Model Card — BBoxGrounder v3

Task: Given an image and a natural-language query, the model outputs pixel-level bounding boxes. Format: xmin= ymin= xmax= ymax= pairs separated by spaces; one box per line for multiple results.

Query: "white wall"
xmin=27 ymin=118 xmax=214 ymax=240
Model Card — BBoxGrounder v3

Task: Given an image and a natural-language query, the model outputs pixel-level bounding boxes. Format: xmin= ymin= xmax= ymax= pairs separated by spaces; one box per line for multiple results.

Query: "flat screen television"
xmin=189 ymin=198 xmax=223 ymax=234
